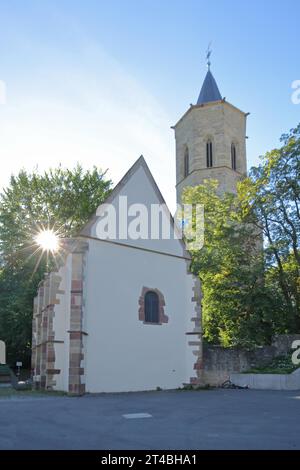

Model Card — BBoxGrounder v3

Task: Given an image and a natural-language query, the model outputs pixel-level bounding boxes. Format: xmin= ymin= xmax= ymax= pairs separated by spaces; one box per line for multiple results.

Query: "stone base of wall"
xmin=230 ymin=369 xmax=300 ymax=391
xmin=203 ymin=334 xmax=300 ymax=387
xmin=202 ymin=370 xmax=230 ymax=387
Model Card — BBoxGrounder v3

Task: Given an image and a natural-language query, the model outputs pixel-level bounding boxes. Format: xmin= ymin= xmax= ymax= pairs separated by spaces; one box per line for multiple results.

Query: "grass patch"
xmin=0 ymin=387 xmax=69 ymax=398
xmin=177 ymin=384 xmax=212 ymax=391
xmin=0 ymin=364 xmax=11 ymax=376
xmin=244 ymin=354 xmax=300 ymax=374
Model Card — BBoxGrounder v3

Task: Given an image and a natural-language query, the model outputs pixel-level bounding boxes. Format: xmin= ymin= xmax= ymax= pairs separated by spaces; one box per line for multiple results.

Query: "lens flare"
xmin=35 ymin=229 xmax=59 ymax=252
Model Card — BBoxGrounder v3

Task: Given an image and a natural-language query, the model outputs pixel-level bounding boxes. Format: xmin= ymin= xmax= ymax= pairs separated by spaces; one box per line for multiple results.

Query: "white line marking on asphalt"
xmin=123 ymin=413 xmax=152 ymax=419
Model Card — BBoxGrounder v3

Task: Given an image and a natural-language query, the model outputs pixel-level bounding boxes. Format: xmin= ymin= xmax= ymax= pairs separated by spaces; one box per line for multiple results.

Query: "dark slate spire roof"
xmin=197 ymin=69 xmax=222 ymax=105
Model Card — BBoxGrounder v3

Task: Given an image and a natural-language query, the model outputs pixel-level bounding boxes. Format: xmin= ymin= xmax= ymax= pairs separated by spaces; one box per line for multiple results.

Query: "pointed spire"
xmin=196 ymin=45 xmax=222 ymax=105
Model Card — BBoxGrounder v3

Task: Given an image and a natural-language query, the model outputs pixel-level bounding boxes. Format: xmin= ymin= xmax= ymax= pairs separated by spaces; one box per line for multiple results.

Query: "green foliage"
xmin=0 ymin=165 xmax=112 ymax=367
xmin=0 ymin=165 xmax=112 ymax=267
xmin=245 ymin=354 xmax=299 ymax=374
xmin=183 ymin=124 xmax=300 ymax=348
xmin=239 ymin=124 xmax=300 ymax=332
xmin=0 ymin=364 xmax=11 ymax=376
xmin=183 ymin=180 xmax=272 ymax=348
xmin=0 ymin=387 xmax=69 ymax=398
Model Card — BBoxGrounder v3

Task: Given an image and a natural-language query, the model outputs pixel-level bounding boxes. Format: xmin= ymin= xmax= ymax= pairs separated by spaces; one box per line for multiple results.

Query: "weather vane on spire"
xmin=206 ymin=42 xmax=212 ymax=70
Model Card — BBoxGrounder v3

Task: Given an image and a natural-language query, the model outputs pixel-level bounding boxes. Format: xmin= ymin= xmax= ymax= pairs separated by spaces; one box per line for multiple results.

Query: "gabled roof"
xmin=197 ymin=69 xmax=222 ymax=105
xmin=96 ymin=155 xmax=166 ymax=208
xmin=79 ymin=156 xmax=191 ymax=260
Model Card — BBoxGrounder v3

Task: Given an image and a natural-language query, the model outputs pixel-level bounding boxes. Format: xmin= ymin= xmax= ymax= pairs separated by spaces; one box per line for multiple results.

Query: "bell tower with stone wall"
xmin=173 ymin=60 xmax=248 ymax=202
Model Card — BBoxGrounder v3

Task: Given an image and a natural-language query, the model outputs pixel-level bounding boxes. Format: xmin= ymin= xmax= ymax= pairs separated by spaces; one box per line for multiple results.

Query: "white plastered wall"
xmin=84 ymin=239 xmax=196 ymax=392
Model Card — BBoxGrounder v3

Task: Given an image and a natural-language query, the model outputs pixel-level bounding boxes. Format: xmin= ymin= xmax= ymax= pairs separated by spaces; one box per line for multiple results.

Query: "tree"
xmin=239 ymin=124 xmax=300 ymax=332
xmin=183 ymin=180 xmax=272 ymax=348
xmin=0 ymin=165 xmax=112 ymax=366
xmin=183 ymin=124 xmax=300 ymax=348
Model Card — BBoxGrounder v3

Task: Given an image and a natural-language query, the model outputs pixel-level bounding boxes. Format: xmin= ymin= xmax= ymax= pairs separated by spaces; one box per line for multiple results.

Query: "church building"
xmin=32 ymin=59 xmax=248 ymax=394
xmin=31 ymin=158 xmax=202 ymax=394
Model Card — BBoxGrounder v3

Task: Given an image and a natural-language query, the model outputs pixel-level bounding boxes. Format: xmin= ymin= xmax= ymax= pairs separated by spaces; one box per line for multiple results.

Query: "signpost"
xmin=16 ymin=361 xmax=22 ymax=379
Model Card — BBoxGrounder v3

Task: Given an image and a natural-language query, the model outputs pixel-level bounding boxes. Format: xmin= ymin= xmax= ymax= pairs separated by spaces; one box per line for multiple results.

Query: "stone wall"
xmin=32 ymin=272 xmax=63 ymax=390
xmin=32 ymin=239 xmax=88 ymax=394
xmin=231 ymin=368 xmax=300 ymax=391
xmin=202 ymin=334 xmax=300 ymax=386
xmin=174 ymin=101 xmax=247 ymax=201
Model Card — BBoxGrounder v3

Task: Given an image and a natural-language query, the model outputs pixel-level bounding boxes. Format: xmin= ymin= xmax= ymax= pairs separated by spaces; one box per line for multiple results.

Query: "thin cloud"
xmin=0 ymin=42 xmax=175 ymax=211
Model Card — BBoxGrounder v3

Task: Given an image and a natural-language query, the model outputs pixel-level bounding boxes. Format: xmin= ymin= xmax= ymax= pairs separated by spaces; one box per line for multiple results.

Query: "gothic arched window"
xmin=184 ymin=147 xmax=189 ymax=177
xmin=231 ymin=143 xmax=237 ymax=170
xmin=145 ymin=291 xmax=159 ymax=324
xmin=206 ymin=140 xmax=213 ymax=168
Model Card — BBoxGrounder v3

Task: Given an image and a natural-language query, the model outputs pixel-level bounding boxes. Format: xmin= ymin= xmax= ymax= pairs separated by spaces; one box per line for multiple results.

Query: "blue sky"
xmin=0 ymin=0 xmax=299 ymax=210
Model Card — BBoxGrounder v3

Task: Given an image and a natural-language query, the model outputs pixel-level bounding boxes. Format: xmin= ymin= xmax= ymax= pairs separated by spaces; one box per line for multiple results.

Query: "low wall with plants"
xmin=202 ymin=334 xmax=300 ymax=386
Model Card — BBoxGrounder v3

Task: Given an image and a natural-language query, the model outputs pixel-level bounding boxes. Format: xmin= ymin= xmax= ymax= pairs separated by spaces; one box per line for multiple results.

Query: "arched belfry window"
xmin=231 ymin=143 xmax=237 ymax=170
xmin=145 ymin=291 xmax=159 ymax=324
xmin=206 ymin=140 xmax=213 ymax=168
xmin=184 ymin=147 xmax=189 ymax=177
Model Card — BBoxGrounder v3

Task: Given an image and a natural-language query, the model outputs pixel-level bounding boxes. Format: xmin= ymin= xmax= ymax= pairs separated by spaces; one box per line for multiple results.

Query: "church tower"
xmin=173 ymin=55 xmax=248 ymax=202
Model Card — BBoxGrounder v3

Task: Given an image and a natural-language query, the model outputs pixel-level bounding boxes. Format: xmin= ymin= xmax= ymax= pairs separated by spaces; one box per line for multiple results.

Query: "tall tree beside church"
xmin=184 ymin=124 xmax=300 ymax=348
xmin=239 ymin=124 xmax=300 ymax=331
xmin=0 ymin=165 xmax=112 ymax=366
xmin=183 ymin=180 xmax=274 ymax=348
